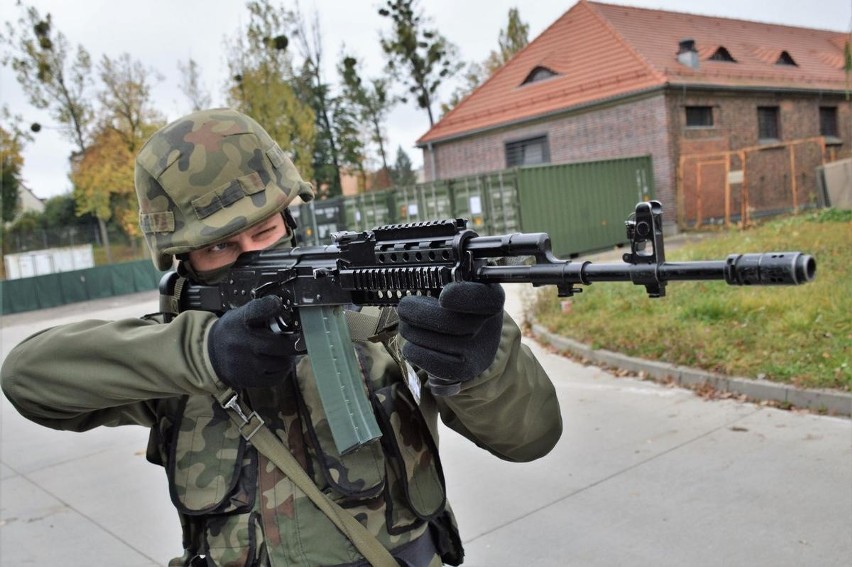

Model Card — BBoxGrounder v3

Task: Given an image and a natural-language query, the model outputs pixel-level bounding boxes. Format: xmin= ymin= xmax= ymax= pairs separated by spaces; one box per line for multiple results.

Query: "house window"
xmin=505 ymin=136 xmax=550 ymax=167
xmin=757 ymin=106 xmax=780 ymax=141
xmin=709 ymin=47 xmax=736 ymax=62
xmin=820 ymin=107 xmax=838 ymax=137
xmin=776 ymin=51 xmax=797 ymax=66
xmin=521 ymin=66 xmax=558 ymax=85
xmin=685 ymin=106 xmax=714 ymax=127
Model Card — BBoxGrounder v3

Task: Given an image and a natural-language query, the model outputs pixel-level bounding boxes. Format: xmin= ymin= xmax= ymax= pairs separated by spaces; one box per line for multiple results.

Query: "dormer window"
xmin=709 ymin=47 xmax=736 ymax=62
xmin=776 ymin=51 xmax=798 ymax=66
xmin=521 ymin=66 xmax=558 ymax=85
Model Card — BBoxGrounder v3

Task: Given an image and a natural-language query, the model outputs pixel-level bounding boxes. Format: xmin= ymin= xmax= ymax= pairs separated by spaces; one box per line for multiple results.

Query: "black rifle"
xmin=159 ymin=201 xmax=815 ymax=454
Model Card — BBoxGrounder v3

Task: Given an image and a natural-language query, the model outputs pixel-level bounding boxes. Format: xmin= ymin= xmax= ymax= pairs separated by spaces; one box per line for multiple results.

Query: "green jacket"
xmin=1 ymin=306 xmax=561 ymax=566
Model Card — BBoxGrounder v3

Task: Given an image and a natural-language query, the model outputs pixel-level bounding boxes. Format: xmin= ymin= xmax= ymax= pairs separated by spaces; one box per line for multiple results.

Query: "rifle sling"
xmin=215 ymin=387 xmax=398 ymax=567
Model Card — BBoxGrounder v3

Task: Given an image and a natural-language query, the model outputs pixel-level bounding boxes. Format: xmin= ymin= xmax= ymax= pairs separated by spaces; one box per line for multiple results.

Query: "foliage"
xmin=332 ymin=89 xmax=368 ymax=192
xmin=1 ymin=3 xmax=94 ymax=152
xmin=0 ymin=148 xmax=21 ymax=224
xmin=339 ymin=53 xmax=395 ymax=184
xmin=532 ymin=212 xmax=852 ymax=390
xmin=2 ymin=4 xmax=165 ymax=262
xmin=97 ymin=52 xmax=164 ymax=152
xmin=226 ymin=0 xmax=316 ymax=182
xmin=1 ymin=115 xmax=28 ymax=224
xmin=390 ymin=146 xmax=417 ymax=187
xmin=177 ymin=57 xmax=212 ymax=112
xmin=493 ymin=8 xmax=530 ymax=71
xmin=290 ymin=8 xmax=346 ymax=197
xmin=378 ymin=0 xmax=461 ymax=126
xmin=70 ymin=127 xmax=137 ymax=237
xmin=442 ymin=7 xmax=529 ymax=113
xmin=42 ymin=194 xmax=95 ymax=229
xmin=7 ymin=209 xmax=41 ymax=233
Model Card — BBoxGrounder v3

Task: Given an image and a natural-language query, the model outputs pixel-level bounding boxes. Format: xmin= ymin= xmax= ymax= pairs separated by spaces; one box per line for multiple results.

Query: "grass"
xmin=531 ymin=209 xmax=852 ymax=391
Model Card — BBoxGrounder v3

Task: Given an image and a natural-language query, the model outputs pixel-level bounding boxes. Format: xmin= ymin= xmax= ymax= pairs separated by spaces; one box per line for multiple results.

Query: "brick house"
xmin=416 ymin=0 xmax=851 ymax=227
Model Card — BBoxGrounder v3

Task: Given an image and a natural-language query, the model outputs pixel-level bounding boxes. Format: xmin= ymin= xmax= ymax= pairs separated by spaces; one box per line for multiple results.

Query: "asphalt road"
xmin=1 ymin=286 xmax=850 ymax=566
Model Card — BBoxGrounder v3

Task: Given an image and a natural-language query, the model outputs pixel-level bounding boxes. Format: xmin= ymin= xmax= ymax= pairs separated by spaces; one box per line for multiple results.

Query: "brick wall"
xmin=671 ymin=91 xmax=851 ymax=224
xmin=424 ymin=93 xmax=676 ymax=209
xmin=422 ymin=90 xmax=851 ymax=227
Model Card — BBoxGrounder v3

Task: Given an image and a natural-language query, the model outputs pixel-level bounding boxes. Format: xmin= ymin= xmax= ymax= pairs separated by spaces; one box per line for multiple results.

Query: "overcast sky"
xmin=2 ymin=0 xmax=850 ymax=200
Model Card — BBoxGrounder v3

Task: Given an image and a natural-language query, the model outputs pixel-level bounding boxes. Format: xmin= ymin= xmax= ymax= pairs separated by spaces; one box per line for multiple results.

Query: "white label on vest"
xmin=404 ymin=361 xmax=422 ymax=405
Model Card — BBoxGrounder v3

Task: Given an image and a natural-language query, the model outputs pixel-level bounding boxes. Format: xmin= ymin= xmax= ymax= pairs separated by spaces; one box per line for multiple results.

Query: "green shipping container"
xmin=516 ymin=155 xmax=654 ymax=258
xmin=343 ymin=189 xmax=397 ymax=231
xmin=393 ymin=182 xmax=453 ymax=224
xmin=451 ymin=170 xmax=521 ymax=235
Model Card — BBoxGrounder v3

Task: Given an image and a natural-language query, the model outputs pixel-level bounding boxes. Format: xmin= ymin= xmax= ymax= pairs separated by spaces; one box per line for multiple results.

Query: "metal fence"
xmin=677 ymin=137 xmax=843 ymax=228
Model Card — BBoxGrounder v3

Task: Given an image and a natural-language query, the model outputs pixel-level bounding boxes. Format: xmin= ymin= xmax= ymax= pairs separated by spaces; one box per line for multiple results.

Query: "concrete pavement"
xmin=1 ymin=286 xmax=850 ymax=566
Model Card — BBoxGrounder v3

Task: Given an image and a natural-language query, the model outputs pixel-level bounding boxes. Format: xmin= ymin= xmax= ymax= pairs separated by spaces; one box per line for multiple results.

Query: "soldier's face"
xmin=187 ymin=214 xmax=287 ymax=272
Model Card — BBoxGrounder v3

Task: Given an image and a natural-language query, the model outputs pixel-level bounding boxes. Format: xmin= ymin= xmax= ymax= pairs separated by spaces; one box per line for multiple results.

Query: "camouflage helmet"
xmin=135 ymin=108 xmax=314 ymax=270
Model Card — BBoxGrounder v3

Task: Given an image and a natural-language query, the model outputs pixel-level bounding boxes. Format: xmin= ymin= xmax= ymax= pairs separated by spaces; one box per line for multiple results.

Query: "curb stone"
xmin=532 ymin=323 xmax=852 ymax=418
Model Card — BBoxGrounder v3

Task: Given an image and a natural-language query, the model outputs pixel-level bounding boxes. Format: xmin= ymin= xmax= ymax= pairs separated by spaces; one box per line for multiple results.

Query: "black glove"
xmin=207 ymin=295 xmax=295 ymax=389
xmin=397 ymin=282 xmax=505 ymax=395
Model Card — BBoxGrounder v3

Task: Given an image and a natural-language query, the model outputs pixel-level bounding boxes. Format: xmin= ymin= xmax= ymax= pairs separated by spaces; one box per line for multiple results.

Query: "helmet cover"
xmin=134 ymin=108 xmax=314 ymax=270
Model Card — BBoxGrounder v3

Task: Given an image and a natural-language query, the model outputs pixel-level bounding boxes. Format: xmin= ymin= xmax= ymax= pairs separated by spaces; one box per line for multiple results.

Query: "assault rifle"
xmin=159 ymin=201 xmax=815 ymax=454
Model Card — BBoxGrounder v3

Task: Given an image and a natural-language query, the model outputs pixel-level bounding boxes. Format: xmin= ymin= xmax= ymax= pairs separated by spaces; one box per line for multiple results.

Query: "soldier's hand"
xmin=207 ymin=295 xmax=295 ymax=388
xmin=397 ymin=282 xmax=505 ymax=395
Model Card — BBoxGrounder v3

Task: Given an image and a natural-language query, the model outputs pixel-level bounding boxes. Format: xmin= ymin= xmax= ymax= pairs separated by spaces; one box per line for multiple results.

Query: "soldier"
xmin=1 ymin=108 xmax=562 ymax=566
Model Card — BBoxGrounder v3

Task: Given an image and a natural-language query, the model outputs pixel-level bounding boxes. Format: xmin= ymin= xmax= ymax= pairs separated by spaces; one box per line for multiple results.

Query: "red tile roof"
xmin=417 ymin=0 xmax=850 ymax=145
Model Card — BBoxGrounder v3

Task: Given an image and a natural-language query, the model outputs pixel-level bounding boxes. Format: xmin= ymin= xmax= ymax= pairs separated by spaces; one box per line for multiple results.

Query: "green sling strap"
xmin=215 ymin=387 xmax=398 ymax=567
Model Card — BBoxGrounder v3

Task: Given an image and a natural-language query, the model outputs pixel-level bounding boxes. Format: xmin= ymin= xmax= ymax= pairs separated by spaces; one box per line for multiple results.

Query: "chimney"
xmin=677 ymin=38 xmax=699 ymax=69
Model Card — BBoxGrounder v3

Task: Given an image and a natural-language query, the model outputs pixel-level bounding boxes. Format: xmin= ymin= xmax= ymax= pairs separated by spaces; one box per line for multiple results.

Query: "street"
xmin=1 ymin=286 xmax=850 ymax=566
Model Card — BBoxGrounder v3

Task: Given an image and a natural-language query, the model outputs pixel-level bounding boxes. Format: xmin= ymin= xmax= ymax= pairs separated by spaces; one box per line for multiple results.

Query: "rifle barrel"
xmin=476 ymin=252 xmax=815 ymax=287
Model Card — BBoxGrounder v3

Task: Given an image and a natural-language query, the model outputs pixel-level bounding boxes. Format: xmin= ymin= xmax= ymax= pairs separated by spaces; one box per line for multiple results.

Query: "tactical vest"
xmin=146 ymin=306 xmax=463 ymax=566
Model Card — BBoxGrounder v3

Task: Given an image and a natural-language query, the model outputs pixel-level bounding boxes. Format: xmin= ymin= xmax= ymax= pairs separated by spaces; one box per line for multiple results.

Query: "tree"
xmin=1 ymin=106 xmax=36 ymax=256
xmin=442 ymin=7 xmax=529 ymax=114
xmin=1 ymin=2 xmax=94 ymax=153
xmin=0 ymin=109 xmax=32 ymax=225
xmin=378 ymin=0 xmax=462 ymax=127
xmin=70 ymin=127 xmax=136 ymax=245
xmin=0 ymin=3 xmax=116 ymax=256
xmin=339 ymin=53 xmax=395 ymax=188
xmin=226 ymin=0 xmax=315 ymax=182
xmin=289 ymin=8 xmax=346 ymax=197
xmin=389 ymin=145 xmax=417 ymax=187
xmin=491 ymin=7 xmax=530 ymax=73
xmin=0 ymin=127 xmax=23 ymax=225
xmin=42 ymin=194 xmax=95 ymax=230
xmin=177 ymin=57 xmax=212 ymax=111
xmin=70 ymin=53 xmax=163 ymax=261
xmin=97 ymin=53 xmax=164 ymax=152
xmin=334 ymin=92 xmax=368 ymax=193
xmin=441 ymin=62 xmax=488 ymax=115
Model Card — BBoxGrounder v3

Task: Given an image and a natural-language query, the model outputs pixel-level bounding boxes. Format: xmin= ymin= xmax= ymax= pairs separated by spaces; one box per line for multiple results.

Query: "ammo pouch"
xmin=168 ymin=395 xmax=257 ymax=515
xmin=295 ymin=340 xmax=447 ymax=534
xmin=167 ymin=395 xmax=260 ymax=566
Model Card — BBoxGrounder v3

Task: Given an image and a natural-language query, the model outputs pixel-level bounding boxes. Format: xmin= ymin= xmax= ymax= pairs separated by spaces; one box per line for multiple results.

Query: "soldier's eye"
xmin=208 ymin=242 xmax=232 ymax=253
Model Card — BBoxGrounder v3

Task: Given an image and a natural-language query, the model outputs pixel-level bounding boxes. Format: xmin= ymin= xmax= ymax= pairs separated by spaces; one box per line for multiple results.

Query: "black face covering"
xmin=179 ymin=231 xmax=295 ymax=285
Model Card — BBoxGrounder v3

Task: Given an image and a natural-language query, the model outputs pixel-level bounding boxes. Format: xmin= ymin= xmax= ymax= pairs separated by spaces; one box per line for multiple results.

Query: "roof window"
xmin=709 ymin=47 xmax=736 ymax=62
xmin=521 ymin=66 xmax=558 ymax=85
xmin=775 ymin=51 xmax=798 ymax=66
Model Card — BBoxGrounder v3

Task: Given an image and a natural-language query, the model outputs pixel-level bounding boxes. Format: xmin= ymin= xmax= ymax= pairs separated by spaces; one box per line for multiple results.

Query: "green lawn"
xmin=531 ymin=209 xmax=852 ymax=391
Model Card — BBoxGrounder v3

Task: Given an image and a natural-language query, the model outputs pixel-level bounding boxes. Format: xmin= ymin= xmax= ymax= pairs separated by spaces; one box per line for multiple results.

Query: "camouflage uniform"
xmin=0 ymin=109 xmax=562 ymax=566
